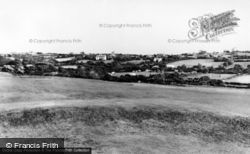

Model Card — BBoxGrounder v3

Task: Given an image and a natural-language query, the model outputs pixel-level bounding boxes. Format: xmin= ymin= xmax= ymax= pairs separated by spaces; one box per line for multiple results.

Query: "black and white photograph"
xmin=0 ymin=0 xmax=250 ymax=153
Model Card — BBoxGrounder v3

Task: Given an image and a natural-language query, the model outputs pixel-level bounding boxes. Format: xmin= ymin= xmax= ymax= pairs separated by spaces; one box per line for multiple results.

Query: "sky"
xmin=0 ymin=0 xmax=249 ymax=54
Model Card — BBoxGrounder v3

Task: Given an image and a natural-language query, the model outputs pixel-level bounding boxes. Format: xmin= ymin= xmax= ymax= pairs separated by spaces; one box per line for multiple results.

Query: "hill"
xmin=1 ymin=73 xmax=250 ymax=153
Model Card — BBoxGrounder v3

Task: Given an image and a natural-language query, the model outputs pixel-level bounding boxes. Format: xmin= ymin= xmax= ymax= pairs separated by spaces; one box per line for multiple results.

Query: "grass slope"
xmin=1 ymin=74 xmax=250 ymax=153
xmin=1 ymin=106 xmax=250 ymax=153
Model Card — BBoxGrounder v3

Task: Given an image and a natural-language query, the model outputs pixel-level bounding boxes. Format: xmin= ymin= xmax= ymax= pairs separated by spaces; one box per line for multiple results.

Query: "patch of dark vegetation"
xmin=0 ymin=109 xmax=56 ymax=126
xmin=1 ymin=106 xmax=250 ymax=144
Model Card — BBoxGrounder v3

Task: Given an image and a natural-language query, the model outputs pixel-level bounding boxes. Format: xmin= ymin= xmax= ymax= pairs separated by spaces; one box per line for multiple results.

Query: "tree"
xmin=233 ymin=64 xmax=243 ymax=74
xmin=0 ymin=56 xmax=11 ymax=66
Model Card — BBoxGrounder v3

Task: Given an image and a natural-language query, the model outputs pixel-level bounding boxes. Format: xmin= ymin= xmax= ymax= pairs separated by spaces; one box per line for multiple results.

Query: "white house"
xmin=96 ymin=55 xmax=107 ymax=61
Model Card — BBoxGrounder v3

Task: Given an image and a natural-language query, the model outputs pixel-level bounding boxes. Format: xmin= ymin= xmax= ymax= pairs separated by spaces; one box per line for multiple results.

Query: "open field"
xmin=111 ymin=71 xmax=159 ymax=77
xmin=185 ymin=73 xmax=237 ymax=80
xmin=168 ymin=59 xmax=224 ymax=68
xmin=1 ymin=72 xmax=250 ymax=153
xmin=224 ymin=75 xmax=250 ymax=84
xmin=168 ymin=59 xmax=250 ymax=69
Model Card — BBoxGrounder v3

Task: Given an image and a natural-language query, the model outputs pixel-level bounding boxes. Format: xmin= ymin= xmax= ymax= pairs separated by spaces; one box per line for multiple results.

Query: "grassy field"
xmin=224 ymin=75 xmax=250 ymax=84
xmin=168 ymin=59 xmax=224 ymax=68
xmin=169 ymin=59 xmax=250 ymax=69
xmin=186 ymin=73 xmax=237 ymax=80
xmin=111 ymin=71 xmax=159 ymax=77
xmin=1 ymin=72 xmax=250 ymax=153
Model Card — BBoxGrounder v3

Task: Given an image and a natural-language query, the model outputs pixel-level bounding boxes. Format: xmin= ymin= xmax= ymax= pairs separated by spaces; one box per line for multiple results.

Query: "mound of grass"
xmin=1 ymin=106 xmax=250 ymax=145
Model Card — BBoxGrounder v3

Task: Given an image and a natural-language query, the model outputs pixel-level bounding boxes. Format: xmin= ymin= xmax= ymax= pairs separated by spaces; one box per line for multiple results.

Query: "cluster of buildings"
xmin=1 ymin=50 xmax=250 ymax=73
